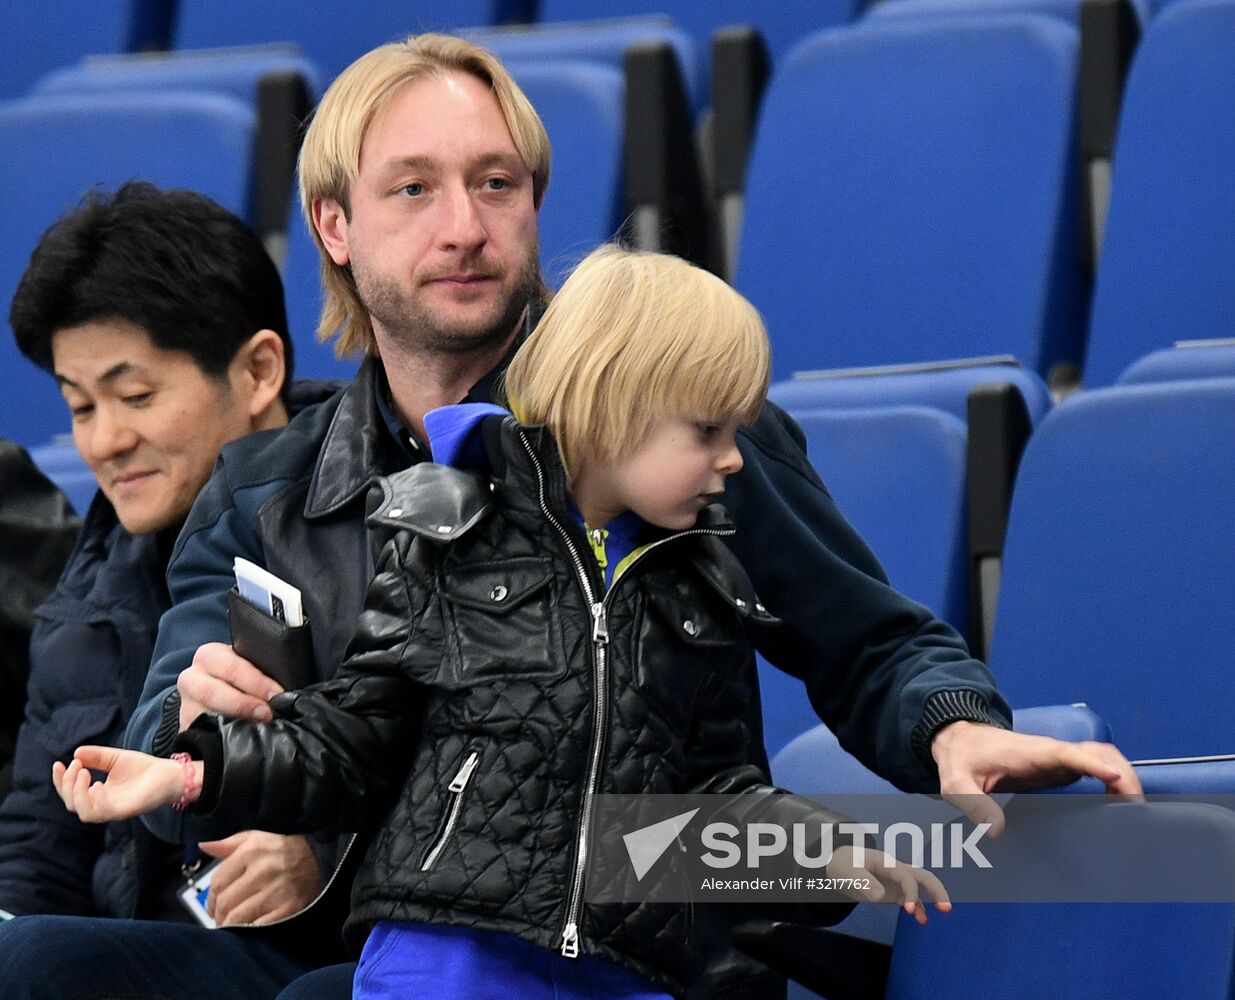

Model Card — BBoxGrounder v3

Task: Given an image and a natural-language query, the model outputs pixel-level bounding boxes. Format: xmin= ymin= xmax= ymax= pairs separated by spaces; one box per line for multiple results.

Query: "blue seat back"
xmin=769 ymin=361 xmax=1052 ymax=426
xmin=756 ymin=405 xmax=968 ymax=757
xmin=1083 ymin=0 xmax=1235 ymax=387
xmin=1 ymin=1 xmax=165 ymax=100
xmin=33 ymin=47 xmax=323 ymax=104
xmin=0 ymin=91 xmax=256 ymax=447
xmin=508 ymin=61 xmax=626 ymax=285
xmin=736 ymin=16 xmax=1085 ymax=382
xmin=534 ymin=0 xmax=867 ymax=65
xmin=463 ymin=19 xmax=702 ymax=113
xmin=28 ymin=441 xmax=96 ymax=517
xmin=866 ymin=0 xmax=1151 ymax=25
xmin=885 ymin=803 xmax=1235 ymax=999
xmin=172 ymin=0 xmax=525 ymax=82
xmin=1117 ymin=342 xmax=1235 ymax=386
xmin=989 ymin=379 xmax=1235 ymax=759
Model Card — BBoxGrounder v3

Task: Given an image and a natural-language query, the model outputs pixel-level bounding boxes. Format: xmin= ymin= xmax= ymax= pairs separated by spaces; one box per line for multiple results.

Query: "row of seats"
xmin=7 ymin=1 xmax=1231 ymax=409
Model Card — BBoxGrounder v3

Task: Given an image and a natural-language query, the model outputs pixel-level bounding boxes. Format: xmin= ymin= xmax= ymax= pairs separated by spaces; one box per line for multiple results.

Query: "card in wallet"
xmin=228 ymin=586 xmax=316 ymax=690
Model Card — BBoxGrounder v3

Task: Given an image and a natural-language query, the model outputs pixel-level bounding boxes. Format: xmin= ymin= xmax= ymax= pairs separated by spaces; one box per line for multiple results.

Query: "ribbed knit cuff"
xmin=171 ymin=725 xmax=225 ymax=815
xmin=151 ymin=690 xmax=182 ymax=757
xmin=910 ymin=688 xmax=1008 ymax=767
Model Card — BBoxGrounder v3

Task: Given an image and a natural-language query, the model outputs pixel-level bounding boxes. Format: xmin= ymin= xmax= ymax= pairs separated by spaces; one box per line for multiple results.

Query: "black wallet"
xmin=227 ymin=587 xmax=316 ymax=691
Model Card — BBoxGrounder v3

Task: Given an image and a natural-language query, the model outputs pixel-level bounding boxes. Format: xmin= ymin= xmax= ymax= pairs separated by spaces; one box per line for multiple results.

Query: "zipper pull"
xmin=448 ymin=751 xmax=480 ymax=793
xmin=561 ymin=921 xmax=580 ymax=958
xmin=591 ymin=602 xmax=609 ymax=644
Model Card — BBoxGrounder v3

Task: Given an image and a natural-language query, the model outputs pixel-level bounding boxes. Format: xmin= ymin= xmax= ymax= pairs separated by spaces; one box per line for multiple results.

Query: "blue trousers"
xmin=0 ymin=915 xmax=311 ymax=1000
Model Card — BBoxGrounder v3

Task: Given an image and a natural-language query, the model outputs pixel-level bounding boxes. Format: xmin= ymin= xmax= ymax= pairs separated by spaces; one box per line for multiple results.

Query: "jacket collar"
xmin=305 ymin=356 xmax=401 ymax=518
xmin=306 ymin=304 xmax=547 ymax=520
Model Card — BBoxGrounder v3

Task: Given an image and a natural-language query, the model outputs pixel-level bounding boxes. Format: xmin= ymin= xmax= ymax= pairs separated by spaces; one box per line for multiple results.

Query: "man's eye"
xmin=485 ymin=177 xmax=510 ymax=191
xmin=70 ymin=404 xmax=94 ymax=420
xmin=400 ymin=182 xmax=424 ymax=197
xmin=123 ymin=393 xmax=153 ymax=407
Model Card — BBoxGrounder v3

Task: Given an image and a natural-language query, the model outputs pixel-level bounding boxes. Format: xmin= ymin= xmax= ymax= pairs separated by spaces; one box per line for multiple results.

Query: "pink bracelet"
xmin=170 ymin=752 xmax=201 ymax=812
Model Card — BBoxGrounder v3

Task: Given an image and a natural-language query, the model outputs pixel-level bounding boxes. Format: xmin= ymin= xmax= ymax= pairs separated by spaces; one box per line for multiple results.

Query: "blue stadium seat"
xmin=0 ymin=0 xmax=170 ymax=100
xmin=28 ymin=441 xmax=95 ymax=517
xmin=508 ymin=61 xmax=626 ymax=285
xmin=768 ymin=704 xmax=1112 ymax=986
xmin=884 ymin=802 xmax=1235 ymax=999
xmin=171 ymin=0 xmax=528 ymax=82
xmin=988 ymin=378 xmax=1235 ymax=761
xmin=463 ymin=19 xmax=702 ymax=113
xmin=768 ymin=359 xmax=1052 ymax=426
xmin=1081 ymin=0 xmax=1235 ymax=387
xmin=756 ymin=405 xmax=969 ymax=757
xmin=1116 ymin=341 xmax=1235 ymax=386
xmin=534 ymin=0 xmax=868 ymax=66
xmin=735 ymin=15 xmax=1086 ymax=383
xmin=865 ymin=0 xmax=1152 ymax=25
xmin=32 ymin=46 xmax=322 ymax=105
xmin=0 ymin=91 xmax=256 ymax=447
xmin=281 ymin=209 xmax=360 ymax=383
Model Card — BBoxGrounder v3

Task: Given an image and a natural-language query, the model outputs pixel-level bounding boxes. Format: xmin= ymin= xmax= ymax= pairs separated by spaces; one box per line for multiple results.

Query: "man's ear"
xmin=234 ymin=329 xmax=288 ymax=429
xmin=313 ymin=198 xmax=351 ymax=267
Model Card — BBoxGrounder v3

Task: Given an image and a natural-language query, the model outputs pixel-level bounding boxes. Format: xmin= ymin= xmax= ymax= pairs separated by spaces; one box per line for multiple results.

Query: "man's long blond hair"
xmin=297 ymin=33 xmax=551 ymax=358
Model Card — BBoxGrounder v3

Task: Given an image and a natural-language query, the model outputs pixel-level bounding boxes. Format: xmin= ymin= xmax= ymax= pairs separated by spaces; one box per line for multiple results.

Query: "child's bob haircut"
xmin=504 ymin=245 xmax=771 ymax=479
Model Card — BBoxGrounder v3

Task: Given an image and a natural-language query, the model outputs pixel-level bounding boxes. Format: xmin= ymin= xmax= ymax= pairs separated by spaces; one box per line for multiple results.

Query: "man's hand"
xmin=178 ymin=642 xmax=284 ymax=730
xmin=198 ymin=831 xmax=324 ymax=926
xmin=932 ymin=721 xmax=1144 ymax=835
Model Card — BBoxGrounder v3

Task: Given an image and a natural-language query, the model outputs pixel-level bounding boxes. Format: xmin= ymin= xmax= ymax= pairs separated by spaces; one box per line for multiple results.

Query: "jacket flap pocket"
xmin=439 ymin=558 xmax=554 ymax=615
xmin=644 ymin=581 xmax=734 ymax=649
xmin=38 ymin=699 xmax=123 ymax=759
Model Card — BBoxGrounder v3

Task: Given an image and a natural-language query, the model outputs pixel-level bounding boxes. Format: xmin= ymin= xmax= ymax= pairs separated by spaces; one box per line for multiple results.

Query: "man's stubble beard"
xmin=357 ymin=245 xmax=541 ymax=357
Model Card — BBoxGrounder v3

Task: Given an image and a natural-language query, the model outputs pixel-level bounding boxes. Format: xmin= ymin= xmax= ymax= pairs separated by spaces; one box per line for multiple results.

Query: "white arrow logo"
xmin=622 ymin=808 xmax=700 ymax=880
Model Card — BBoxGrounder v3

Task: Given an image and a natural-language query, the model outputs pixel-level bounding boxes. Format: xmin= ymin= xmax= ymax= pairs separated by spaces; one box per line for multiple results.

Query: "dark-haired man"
xmin=0 ymin=183 xmax=331 ymax=987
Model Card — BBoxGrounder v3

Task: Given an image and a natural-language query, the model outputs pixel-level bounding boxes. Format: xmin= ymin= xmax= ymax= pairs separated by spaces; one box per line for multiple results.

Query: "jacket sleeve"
xmin=123 ymin=447 xmax=276 ymax=842
xmin=685 ymin=648 xmax=861 ymax=927
xmin=722 ymin=403 xmax=1011 ymax=792
xmin=174 ymin=538 xmax=433 ymax=834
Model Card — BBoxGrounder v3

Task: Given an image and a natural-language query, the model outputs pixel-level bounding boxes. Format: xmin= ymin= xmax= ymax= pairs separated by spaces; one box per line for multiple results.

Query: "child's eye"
xmin=696 ymin=422 xmax=720 ymax=437
xmin=123 ymin=392 xmax=153 ymax=407
xmin=70 ymin=404 xmax=95 ymax=421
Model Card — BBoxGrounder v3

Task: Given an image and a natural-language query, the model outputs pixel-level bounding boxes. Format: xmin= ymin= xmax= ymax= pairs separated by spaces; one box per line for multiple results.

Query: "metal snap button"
xmin=682 ymin=619 xmax=699 ymax=636
xmin=436 ymin=525 xmax=451 ymax=534
xmin=388 ymin=507 xmax=403 ymax=517
xmin=755 ymin=603 xmax=766 ymax=613
xmin=734 ymin=598 xmax=747 ymax=609
xmin=490 ymin=585 xmax=508 ymax=602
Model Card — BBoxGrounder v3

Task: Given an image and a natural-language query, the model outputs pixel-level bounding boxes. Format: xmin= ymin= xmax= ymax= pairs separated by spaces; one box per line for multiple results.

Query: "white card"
xmin=233 ymin=557 xmax=304 ymax=627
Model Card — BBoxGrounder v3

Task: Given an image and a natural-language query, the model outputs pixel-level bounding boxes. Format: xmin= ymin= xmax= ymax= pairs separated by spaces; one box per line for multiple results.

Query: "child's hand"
xmin=53 ymin=746 xmax=189 ymax=823
xmin=826 ymin=844 xmax=952 ymax=925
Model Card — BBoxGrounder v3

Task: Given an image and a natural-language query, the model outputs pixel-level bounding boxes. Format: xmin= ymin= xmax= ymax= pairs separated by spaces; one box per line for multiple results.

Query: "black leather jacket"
xmin=132 ymin=356 xmax=1009 ymax=990
xmin=177 ymin=418 xmax=852 ymax=996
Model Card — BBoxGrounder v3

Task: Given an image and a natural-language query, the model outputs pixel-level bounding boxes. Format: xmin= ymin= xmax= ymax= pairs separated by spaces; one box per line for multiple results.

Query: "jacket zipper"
xmin=518 ymin=431 xmax=735 ymax=960
xmin=421 ymin=750 xmax=481 ymax=872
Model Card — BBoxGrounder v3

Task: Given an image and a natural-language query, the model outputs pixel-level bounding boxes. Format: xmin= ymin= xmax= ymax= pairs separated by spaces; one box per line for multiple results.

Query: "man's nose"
xmin=84 ymin=407 xmax=139 ymax=463
xmin=438 ymin=183 xmax=487 ymax=252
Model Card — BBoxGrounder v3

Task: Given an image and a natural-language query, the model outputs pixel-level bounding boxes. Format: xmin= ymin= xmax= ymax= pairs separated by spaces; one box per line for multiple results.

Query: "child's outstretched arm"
xmin=826 ymin=843 xmax=951 ymax=925
xmin=53 ymin=746 xmax=196 ymax=824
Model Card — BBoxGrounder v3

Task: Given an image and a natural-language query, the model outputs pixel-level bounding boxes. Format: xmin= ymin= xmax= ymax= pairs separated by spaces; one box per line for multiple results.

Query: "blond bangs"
xmin=504 ymin=245 xmax=770 ymax=480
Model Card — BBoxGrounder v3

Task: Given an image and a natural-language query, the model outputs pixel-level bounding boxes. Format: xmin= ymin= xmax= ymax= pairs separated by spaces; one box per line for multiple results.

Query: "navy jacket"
xmin=0 ymin=493 xmax=180 ymax=918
